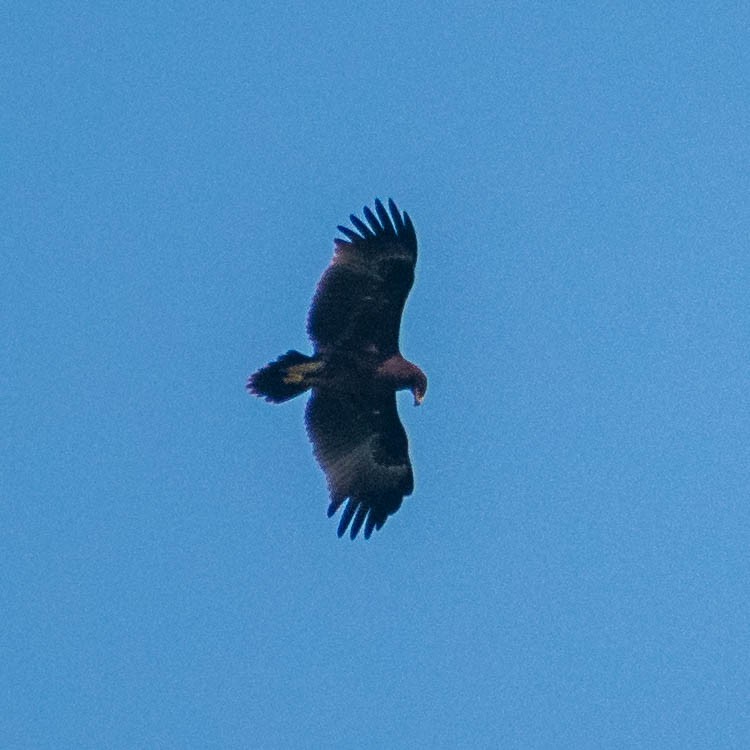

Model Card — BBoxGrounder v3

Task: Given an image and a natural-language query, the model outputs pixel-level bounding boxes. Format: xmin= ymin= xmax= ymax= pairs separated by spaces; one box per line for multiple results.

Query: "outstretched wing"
xmin=307 ymin=198 xmax=417 ymax=356
xmin=305 ymin=389 xmax=414 ymax=539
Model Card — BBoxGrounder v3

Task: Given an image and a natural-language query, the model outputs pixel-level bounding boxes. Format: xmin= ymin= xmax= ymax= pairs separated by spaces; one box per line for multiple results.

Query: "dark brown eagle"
xmin=247 ymin=199 xmax=427 ymax=539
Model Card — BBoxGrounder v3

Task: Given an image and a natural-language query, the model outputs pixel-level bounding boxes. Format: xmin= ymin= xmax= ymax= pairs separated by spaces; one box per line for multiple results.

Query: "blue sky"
xmin=3 ymin=3 xmax=749 ymax=748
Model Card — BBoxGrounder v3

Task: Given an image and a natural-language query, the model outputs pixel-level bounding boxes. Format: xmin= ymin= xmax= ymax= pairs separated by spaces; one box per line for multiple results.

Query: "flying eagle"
xmin=247 ymin=199 xmax=427 ymax=539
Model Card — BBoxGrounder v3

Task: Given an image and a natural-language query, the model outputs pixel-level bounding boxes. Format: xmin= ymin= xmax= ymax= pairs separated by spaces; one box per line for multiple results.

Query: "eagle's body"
xmin=248 ymin=199 xmax=426 ymax=539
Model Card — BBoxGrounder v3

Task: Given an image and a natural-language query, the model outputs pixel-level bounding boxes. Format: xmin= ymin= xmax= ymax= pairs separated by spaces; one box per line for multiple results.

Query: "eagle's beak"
xmin=413 ymin=392 xmax=424 ymax=406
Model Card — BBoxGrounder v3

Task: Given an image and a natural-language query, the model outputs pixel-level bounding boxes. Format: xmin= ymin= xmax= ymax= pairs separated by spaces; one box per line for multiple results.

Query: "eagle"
xmin=247 ymin=199 xmax=427 ymax=539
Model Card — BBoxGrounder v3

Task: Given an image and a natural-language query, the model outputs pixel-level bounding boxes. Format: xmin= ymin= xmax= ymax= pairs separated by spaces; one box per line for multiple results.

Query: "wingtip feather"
xmin=362 ymin=205 xmax=383 ymax=235
xmin=402 ymin=211 xmax=417 ymax=249
xmin=337 ymin=498 xmax=358 ymax=537
xmin=389 ymin=199 xmax=405 ymax=233
xmin=327 ymin=492 xmax=347 ymax=518
xmin=375 ymin=198 xmax=395 ymax=235
xmin=350 ymin=504 xmax=369 ymax=539
xmin=350 ymin=214 xmax=374 ymax=238
xmin=336 ymin=225 xmax=359 ymax=242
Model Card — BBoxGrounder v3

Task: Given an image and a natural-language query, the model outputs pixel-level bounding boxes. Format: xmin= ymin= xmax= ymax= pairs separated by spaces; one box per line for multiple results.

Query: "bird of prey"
xmin=247 ymin=199 xmax=426 ymax=539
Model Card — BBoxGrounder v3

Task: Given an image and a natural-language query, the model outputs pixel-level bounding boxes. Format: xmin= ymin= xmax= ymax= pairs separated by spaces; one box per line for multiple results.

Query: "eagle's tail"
xmin=247 ymin=350 xmax=322 ymax=403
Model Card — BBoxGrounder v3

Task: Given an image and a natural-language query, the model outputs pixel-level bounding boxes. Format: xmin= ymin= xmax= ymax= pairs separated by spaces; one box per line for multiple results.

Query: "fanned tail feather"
xmin=247 ymin=350 xmax=320 ymax=403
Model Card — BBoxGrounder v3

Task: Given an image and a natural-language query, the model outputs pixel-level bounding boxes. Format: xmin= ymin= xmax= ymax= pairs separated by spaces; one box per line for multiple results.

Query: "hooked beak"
xmin=413 ymin=392 xmax=424 ymax=406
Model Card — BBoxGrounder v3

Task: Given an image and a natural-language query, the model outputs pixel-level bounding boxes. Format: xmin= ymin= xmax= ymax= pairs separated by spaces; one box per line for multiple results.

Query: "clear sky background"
xmin=3 ymin=3 xmax=749 ymax=748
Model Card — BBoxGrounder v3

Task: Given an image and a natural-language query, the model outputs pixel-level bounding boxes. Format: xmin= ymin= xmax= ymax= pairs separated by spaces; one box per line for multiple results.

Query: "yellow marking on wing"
xmin=282 ymin=361 xmax=324 ymax=384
